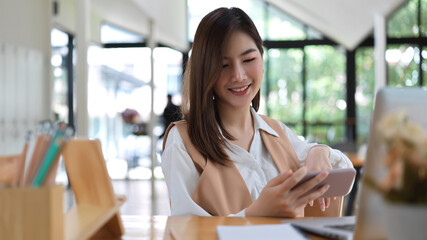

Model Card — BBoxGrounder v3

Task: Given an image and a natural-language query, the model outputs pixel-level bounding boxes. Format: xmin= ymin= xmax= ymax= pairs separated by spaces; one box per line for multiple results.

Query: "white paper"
xmin=217 ymin=223 xmax=309 ymax=240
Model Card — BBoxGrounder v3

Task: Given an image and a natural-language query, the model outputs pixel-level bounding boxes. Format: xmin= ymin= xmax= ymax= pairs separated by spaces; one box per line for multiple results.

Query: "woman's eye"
xmin=222 ymin=64 xmax=229 ymax=68
xmin=244 ymin=58 xmax=256 ymax=63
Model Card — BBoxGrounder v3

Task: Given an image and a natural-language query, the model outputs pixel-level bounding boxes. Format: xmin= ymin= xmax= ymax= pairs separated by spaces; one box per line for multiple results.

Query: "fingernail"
xmin=321 ymin=171 xmax=329 ymax=178
xmin=309 ymin=200 xmax=314 ymax=207
xmin=320 ymin=203 xmax=325 ymax=211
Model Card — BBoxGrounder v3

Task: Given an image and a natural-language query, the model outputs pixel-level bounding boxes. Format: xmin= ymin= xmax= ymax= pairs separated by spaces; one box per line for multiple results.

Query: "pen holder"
xmin=0 ymin=185 xmax=64 ymax=240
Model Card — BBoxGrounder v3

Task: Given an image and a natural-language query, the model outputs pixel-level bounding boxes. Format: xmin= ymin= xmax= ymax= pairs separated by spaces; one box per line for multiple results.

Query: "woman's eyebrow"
xmin=240 ymin=48 xmax=257 ymax=56
xmin=223 ymin=48 xmax=257 ymax=59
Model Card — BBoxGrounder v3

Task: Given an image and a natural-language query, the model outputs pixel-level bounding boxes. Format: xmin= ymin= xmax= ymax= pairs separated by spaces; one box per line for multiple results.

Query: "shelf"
xmin=65 ymin=196 xmax=126 ymax=240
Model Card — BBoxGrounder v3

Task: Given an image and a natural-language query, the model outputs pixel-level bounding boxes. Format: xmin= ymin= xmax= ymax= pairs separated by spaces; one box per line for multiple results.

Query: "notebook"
xmin=217 ymin=223 xmax=310 ymax=240
xmin=283 ymin=87 xmax=427 ymax=240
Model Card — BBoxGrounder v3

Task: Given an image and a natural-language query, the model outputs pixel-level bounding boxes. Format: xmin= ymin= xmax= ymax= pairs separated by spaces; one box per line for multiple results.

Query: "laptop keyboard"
xmin=325 ymin=224 xmax=355 ymax=232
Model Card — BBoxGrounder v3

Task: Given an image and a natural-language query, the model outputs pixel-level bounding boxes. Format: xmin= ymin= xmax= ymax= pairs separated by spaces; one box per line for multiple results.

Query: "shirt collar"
xmin=251 ymin=108 xmax=279 ymax=138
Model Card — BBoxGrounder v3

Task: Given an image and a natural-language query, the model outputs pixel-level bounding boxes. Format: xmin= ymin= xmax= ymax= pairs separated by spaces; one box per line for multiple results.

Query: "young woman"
xmin=162 ymin=7 xmax=353 ymax=217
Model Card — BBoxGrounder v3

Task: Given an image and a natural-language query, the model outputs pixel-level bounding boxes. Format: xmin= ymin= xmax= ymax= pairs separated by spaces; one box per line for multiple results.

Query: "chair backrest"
xmin=305 ymin=196 xmax=343 ymax=217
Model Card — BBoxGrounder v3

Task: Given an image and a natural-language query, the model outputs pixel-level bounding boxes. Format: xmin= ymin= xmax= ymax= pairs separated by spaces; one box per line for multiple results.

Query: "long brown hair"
xmin=182 ymin=7 xmax=264 ymax=165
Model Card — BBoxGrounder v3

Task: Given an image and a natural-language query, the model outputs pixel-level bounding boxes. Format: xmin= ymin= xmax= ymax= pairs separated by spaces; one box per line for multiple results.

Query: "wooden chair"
xmin=305 ymin=197 xmax=343 ymax=217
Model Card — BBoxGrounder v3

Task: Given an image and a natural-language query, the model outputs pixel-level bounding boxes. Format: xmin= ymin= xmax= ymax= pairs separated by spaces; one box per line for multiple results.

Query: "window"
xmin=89 ymin=24 xmax=183 ymax=180
xmin=423 ymin=47 xmax=427 ymax=86
xmin=355 ymin=47 xmax=375 ymax=144
xmin=387 ymin=0 xmax=418 ymax=38
xmin=387 ymin=45 xmax=420 ymax=87
xmin=51 ymin=28 xmax=75 ymax=126
xmin=305 ymin=46 xmax=346 ymax=144
xmin=265 ymin=48 xmax=304 ymax=135
xmin=266 ymin=4 xmax=306 ymax=41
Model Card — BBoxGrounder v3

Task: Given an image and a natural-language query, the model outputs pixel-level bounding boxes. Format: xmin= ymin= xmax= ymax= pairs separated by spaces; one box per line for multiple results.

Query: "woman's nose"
xmin=231 ymin=64 xmax=246 ymax=82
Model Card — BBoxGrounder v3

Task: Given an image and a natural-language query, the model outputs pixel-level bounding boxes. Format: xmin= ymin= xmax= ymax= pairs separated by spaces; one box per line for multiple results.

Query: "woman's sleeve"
xmin=161 ymin=127 xmax=211 ymax=216
xmin=278 ymin=121 xmax=353 ymax=169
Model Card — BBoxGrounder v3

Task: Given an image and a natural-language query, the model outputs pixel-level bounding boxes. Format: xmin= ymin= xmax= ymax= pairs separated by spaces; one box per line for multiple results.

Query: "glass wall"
xmin=305 ymin=46 xmax=346 ymax=144
xmin=87 ymin=25 xmax=183 ymax=180
xmin=387 ymin=44 xmax=420 ymax=87
xmin=266 ymin=4 xmax=306 ymax=40
xmin=265 ymin=48 xmax=304 ymax=134
xmin=88 ymin=46 xmax=151 ymax=180
xmin=51 ymin=28 xmax=74 ymax=125
xmin=355 ymin=47 xmax=375 ymax=144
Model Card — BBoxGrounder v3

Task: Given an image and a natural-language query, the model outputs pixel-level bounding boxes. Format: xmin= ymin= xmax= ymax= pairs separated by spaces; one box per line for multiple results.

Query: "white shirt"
xmin=161 ymin=109 xmax=353 ymax=216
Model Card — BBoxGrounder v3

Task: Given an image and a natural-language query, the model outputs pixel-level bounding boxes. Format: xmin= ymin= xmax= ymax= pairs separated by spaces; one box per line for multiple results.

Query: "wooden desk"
xmin=116 ymin=215 xmax=329 ymax=240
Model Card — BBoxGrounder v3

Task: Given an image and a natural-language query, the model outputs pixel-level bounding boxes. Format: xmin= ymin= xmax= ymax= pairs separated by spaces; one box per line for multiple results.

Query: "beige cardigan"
xmin=162 ymin=115 xmax=342 ymax=217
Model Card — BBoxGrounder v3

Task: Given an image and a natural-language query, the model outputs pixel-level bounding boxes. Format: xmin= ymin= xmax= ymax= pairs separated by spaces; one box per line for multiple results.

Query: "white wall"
xmin=0 ymin=0 xmax=51 ymax=155
xmin=0 ymin=0 xmax=188 ymax=154
xmin=90 ymin=0 xmax=150 ymax=45
xmin=0 ymin=0 xmax=52 ymax=53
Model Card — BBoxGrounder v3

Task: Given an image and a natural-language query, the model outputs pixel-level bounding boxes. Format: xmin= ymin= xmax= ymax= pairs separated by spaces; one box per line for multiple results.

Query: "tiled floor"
xmin=65 ymin=179 xmax=171 ymax=216
xmin=113 ymin=180 xmax=171 ymax=216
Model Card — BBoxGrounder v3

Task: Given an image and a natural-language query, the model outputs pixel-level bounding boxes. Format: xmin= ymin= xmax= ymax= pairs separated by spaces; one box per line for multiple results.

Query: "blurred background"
xmin=1 ymin=0 xmax=425 ymax=215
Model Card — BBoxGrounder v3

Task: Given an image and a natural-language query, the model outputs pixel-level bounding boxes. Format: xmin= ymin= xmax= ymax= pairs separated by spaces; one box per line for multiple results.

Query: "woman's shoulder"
xmin=162 ymin=121 xmax=187 ymax=151
xmin=164 ymin=120 xmax=187 ymax=137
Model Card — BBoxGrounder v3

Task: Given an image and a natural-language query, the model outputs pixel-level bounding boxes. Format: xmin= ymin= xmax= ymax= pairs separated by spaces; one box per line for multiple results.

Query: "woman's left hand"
xmin=305 ymin=145 xmax=333 ymax=211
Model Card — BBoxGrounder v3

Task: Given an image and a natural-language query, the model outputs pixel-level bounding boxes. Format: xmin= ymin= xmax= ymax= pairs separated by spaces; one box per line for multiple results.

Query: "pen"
xmin=169 ymin=227 xmax=180 ymax=240
xmin=15 ymin=131 xmax=31 ymax=187
xmin=32 ymin=123 xmax=71 ymax=187
xmin=42 ymin=125 xmax=74 ymax=186
xmin=23 ymin=121 xmax=53 ymax=186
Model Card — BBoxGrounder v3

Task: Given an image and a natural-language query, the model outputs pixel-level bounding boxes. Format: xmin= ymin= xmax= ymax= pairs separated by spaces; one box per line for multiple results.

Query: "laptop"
xmin=283 ymin=87 xmax=427 ymax=240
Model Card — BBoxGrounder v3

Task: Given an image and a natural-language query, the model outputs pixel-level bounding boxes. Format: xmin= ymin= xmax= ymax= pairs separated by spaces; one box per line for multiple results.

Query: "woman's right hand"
xmin=245 ymin=167 xmax=330 ymax=218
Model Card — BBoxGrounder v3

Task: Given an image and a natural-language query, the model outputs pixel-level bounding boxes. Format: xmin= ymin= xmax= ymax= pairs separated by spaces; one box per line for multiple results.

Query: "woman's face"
xmin=213 ymin=30 xmax=263 ymax=111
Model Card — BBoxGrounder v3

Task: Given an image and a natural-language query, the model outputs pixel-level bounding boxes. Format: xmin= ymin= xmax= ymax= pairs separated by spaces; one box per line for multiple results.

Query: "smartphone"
xmin=291 ymin=168 xmax=357 ymax=198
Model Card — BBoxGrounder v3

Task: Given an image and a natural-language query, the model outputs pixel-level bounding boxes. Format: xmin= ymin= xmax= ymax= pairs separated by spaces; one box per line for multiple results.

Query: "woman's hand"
xmin=305 ymin=146 xmax=333 ymax=211
xmin=245 ymin=167 xmax=330 ymax=218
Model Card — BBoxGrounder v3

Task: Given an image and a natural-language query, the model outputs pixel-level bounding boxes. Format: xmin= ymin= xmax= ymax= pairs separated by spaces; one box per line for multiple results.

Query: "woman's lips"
xmin=228 ymin=84 xmax=251 ymax=96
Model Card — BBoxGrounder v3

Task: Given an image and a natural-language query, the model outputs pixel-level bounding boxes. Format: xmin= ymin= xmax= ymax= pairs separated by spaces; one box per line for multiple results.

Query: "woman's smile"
xmin=228 ymin=83 xmax=252 ymax=96
xmin=214 ymin=30 xmax=263 ymax=110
